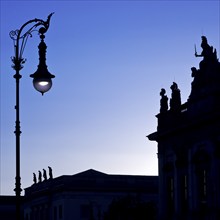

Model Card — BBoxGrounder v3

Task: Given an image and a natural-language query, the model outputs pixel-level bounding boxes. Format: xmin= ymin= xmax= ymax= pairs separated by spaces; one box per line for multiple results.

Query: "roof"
xmin=24 ymin=169 xmax=158 ymax=197
xmin=72 ymin=169 xmax=107 ymax=177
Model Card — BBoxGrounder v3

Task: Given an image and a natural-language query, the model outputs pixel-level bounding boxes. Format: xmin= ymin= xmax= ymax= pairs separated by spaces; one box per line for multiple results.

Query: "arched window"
xmin=167 ymin=176 xmax=174 ymax=214
xmin=192 ymin=148 xmax=210 ymax=208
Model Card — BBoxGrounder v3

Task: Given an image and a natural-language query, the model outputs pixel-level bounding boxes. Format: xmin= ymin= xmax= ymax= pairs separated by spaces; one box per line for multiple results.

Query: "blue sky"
xmin=0 ymin=0 xmax=219 ymax=195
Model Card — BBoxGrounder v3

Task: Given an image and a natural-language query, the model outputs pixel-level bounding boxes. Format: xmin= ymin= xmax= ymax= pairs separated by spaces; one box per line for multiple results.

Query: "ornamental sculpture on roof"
xmin=189 ymin=36 xmax=220 ymax=100
xmin=160 ymin=88 xmax=168 ymax=113
xmin=32 ymin=167 xmax=53 ymax=184
xmin=159 ymin=36 xmax=219 ymax=114
xmin=195 ymin=36 xmax=218 ymax=68
xmin=159 ymin=82 xmax=182 ymax=114
xmin=170 ymin=82 xmax=181 ymax=112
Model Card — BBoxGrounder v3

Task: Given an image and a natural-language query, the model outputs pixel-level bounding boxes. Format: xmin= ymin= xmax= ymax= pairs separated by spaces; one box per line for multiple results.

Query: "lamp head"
xmin=30 ymin=66 xmax=55 ymax=95
xmin=30 ymin=35 xmax=55 ymax=95
xmin=30 ymin=68 xmax=55 ymax=95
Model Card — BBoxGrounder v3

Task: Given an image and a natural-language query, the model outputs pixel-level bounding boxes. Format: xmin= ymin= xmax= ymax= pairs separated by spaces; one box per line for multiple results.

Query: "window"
xmin=203 ymin=170 xmax=207 ymax=197
xmin=80 ymin=204 xmax=90 ymax=219
xmin=54 ymin=206 xmax=57 ymax=220
xmin=198 ymin=169 xmax=207 ymax=201
xmin=25 ymin=213 xmax=29 ymax=220
xmin=192 ymin=147 xmax=210 ymax=206
xmin=181 ymin=175 xmax=188 ymax=212
xmin=59 ymin=205 xmax=63 ymax=219
xmin=184 ymin=175 xmax=188 ymax=200
xmin=167 ymin=177 xmax=174 ymax=213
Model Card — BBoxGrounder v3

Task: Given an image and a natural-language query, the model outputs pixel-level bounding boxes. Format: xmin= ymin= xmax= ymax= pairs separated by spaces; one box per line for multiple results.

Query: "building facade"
xmin=148 ymin=36 xmax=220 ymax=220
xmin=23 ymin=169 xmax=158 ymax=220
xmin=0 ymin=196 xmax=17 ymax=220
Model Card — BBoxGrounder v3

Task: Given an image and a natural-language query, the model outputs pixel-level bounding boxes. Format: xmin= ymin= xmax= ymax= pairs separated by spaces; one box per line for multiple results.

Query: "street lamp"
xmin=9 ymin=13 xmax=55 ymax=219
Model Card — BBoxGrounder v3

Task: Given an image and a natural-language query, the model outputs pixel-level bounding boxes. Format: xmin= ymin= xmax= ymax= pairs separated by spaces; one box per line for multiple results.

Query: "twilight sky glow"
xmin=0 ymin=0 xmax=219 ymax=195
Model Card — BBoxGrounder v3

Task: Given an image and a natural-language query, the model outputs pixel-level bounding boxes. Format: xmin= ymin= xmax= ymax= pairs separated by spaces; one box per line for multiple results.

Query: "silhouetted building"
xmin=23 ymin=169 xmax=158 ymax=220
xmin=148 ymin=36 xmax=220 ymax=220
xmin=0 ymin=195 xmax=23 ymax=220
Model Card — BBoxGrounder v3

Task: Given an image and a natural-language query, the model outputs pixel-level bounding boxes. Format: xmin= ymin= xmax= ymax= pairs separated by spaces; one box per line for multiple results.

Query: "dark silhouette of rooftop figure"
xmin=191 ymin=67 xmax=198 ymax=78
xmin=43 ymin=169 xmax=47 ymax=181
xmin=195 ymin=36 xmax=218 ymax=68
xmin=190 ymin=66 xmax=202 ymax=88
xmin=195 ymin=36 xmax=212 ymax=58
xmin=160 ymin=88 xmax=168 ymax=113
xmin=38 ymin=170 xmax=42 ymax=182
xmin=33 ymin=173 xmax=37 ymax=184
xmin=189 ymin=36 xmax=220 ymax=100
xmin=170 ymin=82 xmax=181 ymax=112
xmin=48 ymin=166 xmax=53 ymax=179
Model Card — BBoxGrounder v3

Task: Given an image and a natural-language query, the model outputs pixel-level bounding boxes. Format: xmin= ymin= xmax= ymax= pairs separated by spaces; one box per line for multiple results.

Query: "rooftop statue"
xmin=189 ymin=36 xmax=220 ymax=101
xmin=38 ymin=170 xmax=42 ymax=182
xmin=160 ymin=88 xmax=168 ymax=113
xmin=170 ymin=82 xmax=181 ymax=111
xmin=43 ymin=169 xmax=47 ymax=181
xmin=48 ymin=166 xmax=53 ymax=179
xmin=33 ymin=173 xmax=37 ymax=184
xmin=195 ymin=36 xmax=217 ymax=67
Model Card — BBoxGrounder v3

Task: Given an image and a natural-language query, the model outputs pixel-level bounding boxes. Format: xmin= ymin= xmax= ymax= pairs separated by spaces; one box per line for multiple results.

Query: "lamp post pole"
xmin=10 ymin=13 xmax=55 ymax=220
